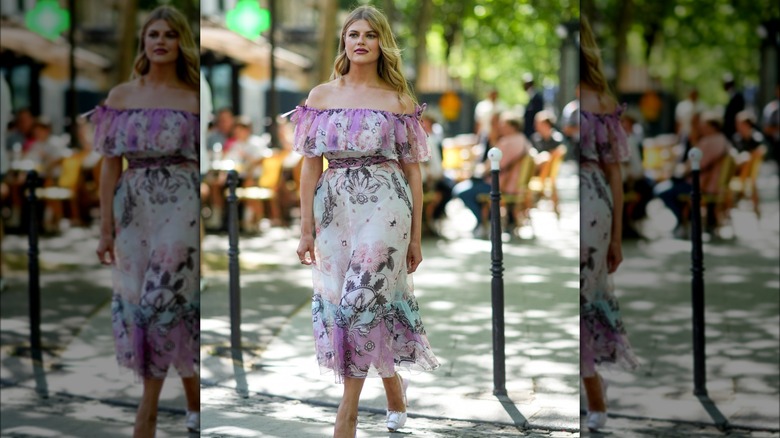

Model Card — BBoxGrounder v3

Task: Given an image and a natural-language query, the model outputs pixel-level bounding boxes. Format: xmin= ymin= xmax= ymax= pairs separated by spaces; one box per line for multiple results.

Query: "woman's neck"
xmin=341 ymin=64 xmax=384 ymax=88
xmin=143 ymin=62 xmax=181 ymax=88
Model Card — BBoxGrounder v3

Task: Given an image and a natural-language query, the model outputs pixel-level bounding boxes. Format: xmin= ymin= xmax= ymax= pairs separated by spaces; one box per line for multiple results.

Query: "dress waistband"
xmin=327 ymin=155 xmax=394 ymax=169
xmin=127 ymin=155 xmax=196 ymax=169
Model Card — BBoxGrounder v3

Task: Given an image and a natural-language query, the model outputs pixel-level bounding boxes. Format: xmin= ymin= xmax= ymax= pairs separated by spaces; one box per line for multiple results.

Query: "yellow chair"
xmin=477 ymin=152 xmax=536 ymax=235
xmin=729 ymin=145 xmax=766 ymax=219
xmin=37 ymin=153 xmax=86 ymax=230
xmin=527 ymin=145 xmax=567 ymax=219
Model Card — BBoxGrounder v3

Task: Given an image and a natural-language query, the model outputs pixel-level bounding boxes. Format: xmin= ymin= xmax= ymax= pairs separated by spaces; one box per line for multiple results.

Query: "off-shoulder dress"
xmin=291 ymin=105 xmax=440 ymax=382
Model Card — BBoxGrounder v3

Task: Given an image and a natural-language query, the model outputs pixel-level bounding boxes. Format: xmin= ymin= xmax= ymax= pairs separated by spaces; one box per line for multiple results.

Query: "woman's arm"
xmin=296 ymin=155 xmax=323 ymax=265
xmin=603 ymin=161 xmax=624 ymax=273
xmin=96 ymin=156 xmax=122 ymax=264
xmin=401 ymin=161 xmax=424 ymax=273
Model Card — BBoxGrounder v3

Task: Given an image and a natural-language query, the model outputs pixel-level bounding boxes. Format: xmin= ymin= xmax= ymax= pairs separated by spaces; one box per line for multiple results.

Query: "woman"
xmin=579 ymin=16 xmax=640 ymax=432
xmin=292 ymin=6 xmax=439 ymax=437
xmin=93 ymin=6 xmax=200 ymax=437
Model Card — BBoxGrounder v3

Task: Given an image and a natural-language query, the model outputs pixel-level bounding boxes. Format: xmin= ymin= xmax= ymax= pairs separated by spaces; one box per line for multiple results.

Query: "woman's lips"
xmin=354 ymin=49 xmax=368 ymax=54
xmin=153 ymin=49 xmax=168 ymax=54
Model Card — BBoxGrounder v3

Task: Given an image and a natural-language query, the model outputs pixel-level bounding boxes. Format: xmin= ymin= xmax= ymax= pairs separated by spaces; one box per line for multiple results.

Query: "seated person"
xmin=654 ymin=112 xmax=732 ymax=238
xmin=421 ymin=114 xmax=455 ymax=235
xmin=530 ymin=110 xmax=565 ymax=173
xmin=733 ymin=110 xmax=766 ymax=170
xmin=453 ymin=112 xmax=532 ymax=237
xmin=620 ymin=113 xmax=654 ymax=237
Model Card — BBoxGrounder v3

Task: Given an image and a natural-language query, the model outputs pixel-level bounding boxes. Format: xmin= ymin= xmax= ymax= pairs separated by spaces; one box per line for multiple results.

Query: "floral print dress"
xmin=92 ymin=106 xmax=200 ymax=380
xmin=291 ymin=105 xmax=440 ymax=383
xmin=580 ymin=106 xmax=640 ymax=377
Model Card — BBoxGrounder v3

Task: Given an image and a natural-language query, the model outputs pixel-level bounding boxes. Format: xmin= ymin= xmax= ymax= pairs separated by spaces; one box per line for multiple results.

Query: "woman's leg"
xmin=181 ymin=375 xmax=200 ymax=412
xmin=134 ymin=377 xmax=165 ymax=438
xmin=382 ymin=373 xmax=406 ymax=412
xmin=582 ymin=374 xmax=606 ymax=412
xmin=334 ymin=377 xmax=365 ymax=438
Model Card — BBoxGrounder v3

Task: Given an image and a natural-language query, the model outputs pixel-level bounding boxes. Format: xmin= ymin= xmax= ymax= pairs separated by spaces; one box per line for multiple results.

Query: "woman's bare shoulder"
xmin=305 ymin=81 xmax=339 ymax=108
xmin=580 ymin=87 xmax=618 ymax=114
xmin=104 ymin=81 xmax=139 ymax=108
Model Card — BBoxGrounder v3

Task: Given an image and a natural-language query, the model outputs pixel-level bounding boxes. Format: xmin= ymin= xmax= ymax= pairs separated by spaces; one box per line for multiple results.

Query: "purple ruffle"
xmin=581 ymin=105 xmax=630 ymax=164
xmin=90 ymin=105 xmax=200 ymax=158
xmin=290 ymin=104 xmax=430 ymax=163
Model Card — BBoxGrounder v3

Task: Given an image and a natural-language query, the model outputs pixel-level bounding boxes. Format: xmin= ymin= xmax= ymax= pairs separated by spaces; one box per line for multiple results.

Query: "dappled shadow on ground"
xmin=609 ymin=188 xmax=779 ymax=427
xmin=200 ymin=185 xmax=582 ymax=427
xmin=0 ymin=276 xmax=111 ymax=385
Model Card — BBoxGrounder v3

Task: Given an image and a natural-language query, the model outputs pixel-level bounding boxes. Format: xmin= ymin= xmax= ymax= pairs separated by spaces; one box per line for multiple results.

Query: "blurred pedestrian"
xmin=675 ymin=88 xmax=706 ymax=146
xmin=655 ymin=111 xmax=732 ymax=237
xmin=761 ymin=84 xmax=779 ymax=166
xmin=620 ymin=112 xmax=654 ymax=238
xmin=290 ymin=6 xmax=439 ymax=437
xmin=453 ymin=111 xmax=532 ymax=237
xmin=5 ymin=107 xmax=35 ymax=155
xmin=421 ymin=113 xmax=455 ymax=235
xmin=474 ymin=88 xmax=505 ymax=146
xmin=523 ymin=73 xmax=544 ymax=138
xmin=561 ymin=84 xmax=580 ymax=161
xmin=531 ymin=109 xmax=565 ymax=153
xmin=722 ymin=74 xmax=745 ymax=142
xmin=92 ymin=6 xmax=201 ymax=436
xmin=579 ymin=16 xmax=640 ymax=433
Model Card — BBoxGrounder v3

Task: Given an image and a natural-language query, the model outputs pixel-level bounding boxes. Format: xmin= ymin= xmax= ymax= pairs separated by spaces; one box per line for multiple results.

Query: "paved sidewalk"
xmin=1 ymin=162 xmax=778 ymax=437
xmin=199 ymin=166 xmax=583 ymax=435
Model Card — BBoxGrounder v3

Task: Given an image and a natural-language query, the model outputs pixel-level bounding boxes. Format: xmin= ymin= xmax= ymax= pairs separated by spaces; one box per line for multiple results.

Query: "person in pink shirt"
xmin=452 ymin=111 xmax=532 ymax=237
xmin=655 ymin=111 xmax=732 ymax=238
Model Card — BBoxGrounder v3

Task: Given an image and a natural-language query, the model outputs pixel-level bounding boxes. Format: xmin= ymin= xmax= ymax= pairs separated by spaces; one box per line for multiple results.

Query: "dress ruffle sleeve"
xmin=289 ymin=104 xmax=430 ymax=162
xmin=581 ymin=104 xmax=630 ymax=164
xmin=394 ymin=103 xmax=430 ymax=163
xmin=89 ymin=106 xmax=200 ymax=159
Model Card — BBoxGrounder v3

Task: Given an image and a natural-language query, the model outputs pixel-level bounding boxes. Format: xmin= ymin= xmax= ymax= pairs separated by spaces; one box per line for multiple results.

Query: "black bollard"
xmin=487 ymin=148 xmax=507 ymax=396
xmin=688 ymin=148 xmax=707 ymax=396
xmin=25 ymin=171 xmax=43 ymax=366
xmin=226 ymin=170 xmax=242 ymax=360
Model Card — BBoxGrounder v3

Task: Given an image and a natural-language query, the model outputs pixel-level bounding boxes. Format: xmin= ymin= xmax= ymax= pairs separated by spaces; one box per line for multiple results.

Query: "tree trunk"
xmin=614 ymin=0 xmax=632 ymax=92
xmin=117 ymin=0 xmax=138 ymax=84
xmin=318 ymin=0 xmax=338 ymax=84
xmin=413 ymin=0 xmax=434 ymax=91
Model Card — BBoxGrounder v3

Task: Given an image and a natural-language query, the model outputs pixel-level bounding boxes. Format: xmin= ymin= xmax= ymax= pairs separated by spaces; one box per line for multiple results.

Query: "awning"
xmin=0 ymin=23 xmax=111 ymax=72
xmin=200 ymin=22 xmax=312 ymax=71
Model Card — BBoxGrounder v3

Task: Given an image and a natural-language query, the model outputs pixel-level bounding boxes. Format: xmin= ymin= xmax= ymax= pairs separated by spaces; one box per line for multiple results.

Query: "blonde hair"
xmin=132 ymin=6 xmax=199 ymax=90
xmin=580 ymin=16 xmax=612 ymax=97
xmin=331 ymin=5 xmax=417 ymax=105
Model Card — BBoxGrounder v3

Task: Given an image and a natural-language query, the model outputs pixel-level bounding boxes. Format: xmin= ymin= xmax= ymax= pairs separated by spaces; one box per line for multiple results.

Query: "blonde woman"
xmin=291 ymin=5 xmax=439 ymax=437
xmin=579 ymin=16 xmax=640 ymax=432
xmin=93 ymin=6 xmax=200 ymax=437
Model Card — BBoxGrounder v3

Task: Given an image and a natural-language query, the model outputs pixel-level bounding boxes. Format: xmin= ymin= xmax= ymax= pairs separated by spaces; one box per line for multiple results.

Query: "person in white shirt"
xmin=474 ymin=89 xmax=505 ymax=145
xmin=675 ymin=88 xmax=705 ymax=145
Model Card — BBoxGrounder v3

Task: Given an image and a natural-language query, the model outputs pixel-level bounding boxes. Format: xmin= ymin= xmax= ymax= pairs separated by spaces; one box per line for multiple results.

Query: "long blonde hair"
xmin=580 ymin=16 xmax=612 ymax=97
xmin=331 ymin=5 xmax=416 ymax=105
xmin=132 ymin=6 xmax=199 ymax=90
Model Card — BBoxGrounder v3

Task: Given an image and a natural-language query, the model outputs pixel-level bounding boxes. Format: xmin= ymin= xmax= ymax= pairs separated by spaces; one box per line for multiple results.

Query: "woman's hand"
xmin=607 ymin=239 xmax=623 ymax=274
xmin=96 ymin=234 xmax=115 ymax=265
xmin=297 ymin=234 xmax=316 ymax=265
xmin=407 ymin=241 xmax=423 ymax=274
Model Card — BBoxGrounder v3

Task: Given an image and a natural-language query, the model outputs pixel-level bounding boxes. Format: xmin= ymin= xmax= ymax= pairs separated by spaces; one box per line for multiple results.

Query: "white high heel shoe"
xmin=185 ymin=410 xmax=200 ymax=433
xmin=586 ymin=376 xmax=608 ymax=432
xmin=386 ymin=373 xmax=409 ymax=431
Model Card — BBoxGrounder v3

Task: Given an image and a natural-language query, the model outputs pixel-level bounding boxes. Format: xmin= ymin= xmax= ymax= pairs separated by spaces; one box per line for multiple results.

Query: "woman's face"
xmin=344 ymin=19 xmax=380 ymax=65
xmin=144 ymin=19 xmax=180 ymax=65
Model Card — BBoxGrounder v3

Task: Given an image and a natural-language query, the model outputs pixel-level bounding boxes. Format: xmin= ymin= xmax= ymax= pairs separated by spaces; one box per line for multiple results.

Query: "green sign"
xmin=25 ymin=0 xmax=70 ymax=41
xmin=226 ymin=0 xmax=270 ymax=40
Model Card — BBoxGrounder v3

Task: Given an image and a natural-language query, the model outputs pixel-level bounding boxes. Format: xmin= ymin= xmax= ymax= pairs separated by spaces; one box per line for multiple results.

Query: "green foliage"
xmin=586 ymin=0 xmax=780 ymax=105
xmin=345 ymin=0 xmax=578 ymax=105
